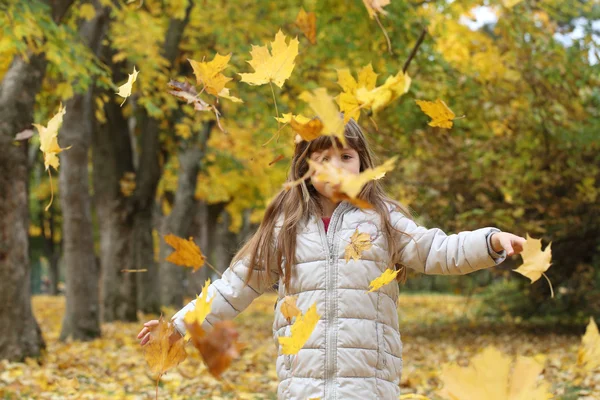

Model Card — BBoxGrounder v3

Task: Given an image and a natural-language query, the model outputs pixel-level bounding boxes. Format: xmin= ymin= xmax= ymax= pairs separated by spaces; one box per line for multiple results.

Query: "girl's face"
xmin=309 ymin=146 xmax=361 ymax=199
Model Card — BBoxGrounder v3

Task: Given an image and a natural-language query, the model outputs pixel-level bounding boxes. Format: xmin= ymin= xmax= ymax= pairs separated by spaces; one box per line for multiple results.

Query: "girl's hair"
xmin=233 ymin=118 xmax=413 ymax=294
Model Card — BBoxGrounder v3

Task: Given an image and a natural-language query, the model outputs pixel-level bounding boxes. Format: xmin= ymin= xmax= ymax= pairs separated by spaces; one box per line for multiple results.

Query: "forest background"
xmin=0 ymin=0 xmax=598 ymax=398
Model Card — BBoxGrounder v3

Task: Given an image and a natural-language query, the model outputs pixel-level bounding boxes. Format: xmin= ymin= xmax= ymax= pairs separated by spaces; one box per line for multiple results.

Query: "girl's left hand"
xmin=490 ymin=232 xmax=526 ymax=257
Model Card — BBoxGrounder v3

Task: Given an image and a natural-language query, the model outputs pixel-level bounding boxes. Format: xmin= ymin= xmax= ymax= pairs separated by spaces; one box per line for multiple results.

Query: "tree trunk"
xmin=58 ymin=2 xmax=108 ymax=341
xmin=134 ymin=5 xmax=194 ymax=313
xmin=159 ymin=122 xmax=213 ymax=307
xmin=93 ymin=62 xmax=136 ymax=321
xmin=0 ymin=54 xmax=47 ymax=360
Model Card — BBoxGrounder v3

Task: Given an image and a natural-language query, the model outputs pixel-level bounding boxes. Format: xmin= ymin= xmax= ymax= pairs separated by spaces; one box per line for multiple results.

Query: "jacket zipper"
xmin=319 ymin=201 xmax=350 ymax=400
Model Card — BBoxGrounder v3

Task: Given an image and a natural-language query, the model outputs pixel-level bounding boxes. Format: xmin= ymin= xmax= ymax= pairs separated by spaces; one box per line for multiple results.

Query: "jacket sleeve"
xmin=391 ymin=211 xmax=507 ymax=275
xmin=171 ymin=258 xmax=279 ymax=337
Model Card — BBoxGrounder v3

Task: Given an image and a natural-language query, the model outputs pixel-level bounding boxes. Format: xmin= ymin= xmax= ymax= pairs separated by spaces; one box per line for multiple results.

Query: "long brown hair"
xmin=234 ymin=119 xmax=413 ymax=294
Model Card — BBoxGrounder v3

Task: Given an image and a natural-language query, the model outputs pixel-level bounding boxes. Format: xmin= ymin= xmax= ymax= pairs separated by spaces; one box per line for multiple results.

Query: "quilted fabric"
xmin=172 ymin=201 xmax=506 ymax=399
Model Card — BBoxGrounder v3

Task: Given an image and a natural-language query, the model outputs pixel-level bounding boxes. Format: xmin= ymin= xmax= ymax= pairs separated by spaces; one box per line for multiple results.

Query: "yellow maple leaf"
xmin=415 ymin=99 xmax=457 ymax=129
xmin=513 ymin=234 xmax=554 ymax=297
xmin=295 ymin=8 xmax=316 ymax=45
xmin=362 ymin=0 xmax=390 ymax=19
xmin=143 ymin=316 xmax=187 ymax=379
xmin=275 ymin=113 xmax=311 ymax=125
xmin=164 ymin=234 xmax=206 ymax=271
xmin=188 ymin=54 xmax=239 ymax=99
xmin=280 ymin=295 xmax=302 ymax=323
xmin=355 ymin=70 xmax=411 ymax=115
xmin=290 ymin=117 xmax=323 ymax=142
xmin=438 ymin=346 xmax=552 ymax=400
xmin=217 ymin=87 xmax=243 ymax=103
xmin=239 ymin=30 xmax=299 ymax=88
xmin=367 ymin=268 xmax=399 ymax=292
xmin=311 ymin=155 xmax=397 ymax=199
xmin=278 ymin=302 xmax=320 ymax=355
xmin=345 ymin=228 xmax=373 ymax=262
xmin=34 ymin=103 xmax=69 ymax=171
xmin=577 ymin=317 xmax=600 ymax=372
xmin=183 ymin=279 xmax=214 ymax=341
xmin=115 ymin=66 xmax=139 ymax=107
xmin=336 ymin=64 xmax=378 ymax=122
xmin=298 ymin=88 xmax=345 ymax=145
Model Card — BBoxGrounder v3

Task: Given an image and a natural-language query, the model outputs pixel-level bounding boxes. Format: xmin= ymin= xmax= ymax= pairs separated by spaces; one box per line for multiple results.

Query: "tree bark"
xmin=159 ymin=122 xmax=213 ymax=307
xmin=93 ymin=57 xmax=136 ymax=321
xmin=0 ymin=0 xmax=78 ymax=360
xmin=58 ymin=3 xmax=109 ymax=341
xmin=134 ymin=5 xmax=194 ymax=313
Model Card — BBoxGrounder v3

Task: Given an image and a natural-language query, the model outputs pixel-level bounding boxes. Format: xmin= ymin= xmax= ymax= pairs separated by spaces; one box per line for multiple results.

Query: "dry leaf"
xmin=298 ymin=88 xmax=345 ymax=145
xmin=164 ymin=234 xmax=205 ymax=271
xmin=142 ymin=316 xmax=187 ymax=380
xmin=336 ymin=64 xmax=378 ymax=122
xmin=239 ymin=30 xmax=299 ymax=88
xmin=186 ymin=320 xmax=244 ymax=379
xmin=367 ymin=268 xmax=399 ymax=292
xmin=345 ymin=228 xmax=373 ymax=262
xmin=513 ymin=233 xmax=554 ymax=297
xmin=116 ymin=66 xmax=138 ymax=106
xmin=355 ymin=70 xmax=411 ymax=115
xmin=280 ymin=295 xmax=301 ymax=323
xmin=278 ymin=302 xmax=320 ymax=355
xmin=415 ymin=99 xmax=457 ymax=129
xmin=362 ymin=0 xmax=390 ymax=19
xmin=167 ymin=80 xmax=211 ymax=111
xmin=183 ymin=279 xmax=214 ymax=341
xmin=438 ymin=346 xmax=552 ymax=400
xmin=275 ymin=113 xmax=311 ymax=125
xmin=34 ymin=103 xmax=69 ymax=171
xmin=188 ymin=54 xmax=242 ymax=102
xmin=289 ymin=117 xmax=323 ymax=141
xmin=577 ymin=317 xmax=600 ymax=372
xmin=295 ymin=8 xmax=316 ymax=44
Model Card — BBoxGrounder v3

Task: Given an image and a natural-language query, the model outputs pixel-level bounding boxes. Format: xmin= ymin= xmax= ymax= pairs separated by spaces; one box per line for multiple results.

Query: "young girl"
xmin=138 ymin=119 xmax=525 ymax=399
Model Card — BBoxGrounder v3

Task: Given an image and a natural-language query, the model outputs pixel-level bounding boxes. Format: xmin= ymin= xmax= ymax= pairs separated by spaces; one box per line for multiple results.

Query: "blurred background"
xmin=0 ymin=0 xmax=598 ymax=398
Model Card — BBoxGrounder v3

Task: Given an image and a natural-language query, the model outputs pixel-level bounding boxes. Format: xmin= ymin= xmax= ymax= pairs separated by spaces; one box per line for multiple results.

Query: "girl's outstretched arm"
xmin=391 ymin=212 xmax=514 ymax=275
xmin=170 ymin=258 xmax=278 ymax=337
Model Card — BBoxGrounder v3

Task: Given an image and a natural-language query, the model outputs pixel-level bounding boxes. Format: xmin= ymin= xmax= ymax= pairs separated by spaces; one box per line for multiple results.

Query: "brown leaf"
xmin=142 ymin=316 xmax=187 ymax=379
xmin=186 ymin=320 xmax=244 ymax=379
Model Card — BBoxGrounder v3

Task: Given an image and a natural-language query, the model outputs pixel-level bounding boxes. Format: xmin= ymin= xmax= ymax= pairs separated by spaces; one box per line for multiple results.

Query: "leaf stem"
xmin=45 ymin=169 xmax=53 ymax=212
xmin=374 ymin=14 xmax=392 ymax=54
xmin=269 ymin=81 xmax=280 ymax=131
xmin=204 ymin=259 xmax=223 ymax=278
xmin=542 ymin=272 xmax=554 ymax=298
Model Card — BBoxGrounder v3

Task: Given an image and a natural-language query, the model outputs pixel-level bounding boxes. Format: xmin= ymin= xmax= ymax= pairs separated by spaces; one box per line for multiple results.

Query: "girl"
xmin=138 ymin=119 xmax=525 ymax=399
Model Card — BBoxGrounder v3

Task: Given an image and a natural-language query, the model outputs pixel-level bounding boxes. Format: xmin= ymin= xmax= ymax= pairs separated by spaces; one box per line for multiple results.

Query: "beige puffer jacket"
xmin=172 ymin=201 xmax=506 ymax=399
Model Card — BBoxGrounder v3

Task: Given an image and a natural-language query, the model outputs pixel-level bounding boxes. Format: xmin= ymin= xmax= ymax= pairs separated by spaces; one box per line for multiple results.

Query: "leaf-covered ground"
xmin=0 ymin=294 xmax=597 ymax=399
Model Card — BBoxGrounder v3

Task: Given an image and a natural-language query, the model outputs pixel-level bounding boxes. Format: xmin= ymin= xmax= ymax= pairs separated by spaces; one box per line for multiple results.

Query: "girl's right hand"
xmin=137 ymin=319 xmax=183 ymax=346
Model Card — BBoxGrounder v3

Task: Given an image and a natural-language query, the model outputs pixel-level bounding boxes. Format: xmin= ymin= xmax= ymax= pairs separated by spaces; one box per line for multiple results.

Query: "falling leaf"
xmin=183 ymin=279 xmax=214 ymax=340
xmin=14 ymin=129 xmax=34 ymax=141
xmin=34 ymin=103 xmax=69 ymax=171
xmin=186 ymin=320 xmax=244 ymax=379
xmin=274 ymin=113 xmax=311 ymax=125
xmin=577 ymin=317 xmax=600 ymax=372
xmin=311 ymin=155 xmax=397 ymax=199
xmin=290 ymin=117 xmax=324 ymax=142
xmin=297 ymin=88 xmax=345 ymax=145
xmin=188 ymin=54 xmax=241 ymax=102
xmin=278 ymin=302 xmax=320 ymax=355
xmin=400 ymin=395 xmax=432 ymax=400
xmin=367 ymin=268 xmax=399 ymax=292
xmin=513 ymin=234 xmax=554 ymax=297
xmin=168 ymin=80 xmax=211 ymax=111
xmin=295 ymin=8 xmax=316 ymax=45
xmin=142 ymin=316 xmax=187 ymax=380
xmin=164 ymin=234 xmax=205 ymax=271
xmin=239 ymin=30 xmax=299 ymax=88
xmin=345 ymin=228 xmax=373 ymax=262
xmin=415 ymin=99 xmax=457 ymax=129
xmin=362 ymin=0 xmax=390 ymax=19
xmin=356 ymin=70 xmax=411 ymax=115
xmin=336 ymin=64 xmax=378 ymax=122
xmin=438 ymin=346 xmax=552 ymax=400
xmin=280 ymin=296 xmax=301 ymax=323
xmin=119 ymin=172 xmax=136 ymax=197
xmin=116 ymin=66 xmax=139 ymax=107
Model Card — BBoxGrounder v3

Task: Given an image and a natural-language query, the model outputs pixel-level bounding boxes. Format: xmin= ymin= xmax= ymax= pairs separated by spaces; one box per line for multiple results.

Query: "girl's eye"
xmin=342 ymin=154 xmax=352 ymax=160
xmin=322 ymin=157 xmax=329 ymax=162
